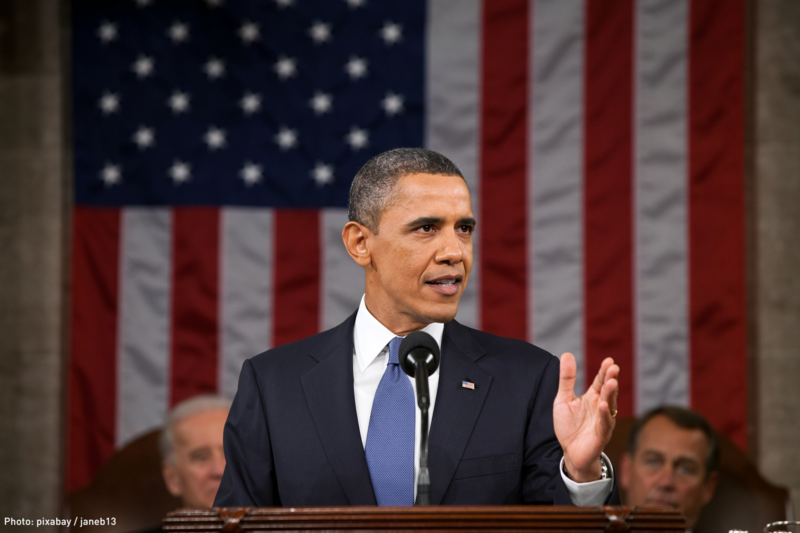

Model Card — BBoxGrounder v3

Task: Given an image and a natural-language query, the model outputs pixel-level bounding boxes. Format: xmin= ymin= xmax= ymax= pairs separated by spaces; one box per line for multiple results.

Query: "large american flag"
xmin=68 ymin=0 xmax=747 ymax=492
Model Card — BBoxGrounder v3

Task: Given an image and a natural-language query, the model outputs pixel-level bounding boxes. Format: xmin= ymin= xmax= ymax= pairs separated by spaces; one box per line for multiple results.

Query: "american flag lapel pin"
xmin=462 ymin=380 xmax=475 ymax=390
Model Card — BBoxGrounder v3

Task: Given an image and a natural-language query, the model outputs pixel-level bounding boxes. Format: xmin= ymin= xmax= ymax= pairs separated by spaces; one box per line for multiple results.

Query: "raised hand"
xmin=553 ymin=353 xmax=619 ymax=483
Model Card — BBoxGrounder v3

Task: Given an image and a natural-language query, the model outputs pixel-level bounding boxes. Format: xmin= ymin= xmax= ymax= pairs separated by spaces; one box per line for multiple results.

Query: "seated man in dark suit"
xmin=136 ymin=395 xmax=232 ymax=533
xmin=215 ymin=148 xmax=621 ymax=507
xmin=620 ymin=406 xmax=720 ymax=530
xmin=160 ymin=395 xmax=231 ymax=509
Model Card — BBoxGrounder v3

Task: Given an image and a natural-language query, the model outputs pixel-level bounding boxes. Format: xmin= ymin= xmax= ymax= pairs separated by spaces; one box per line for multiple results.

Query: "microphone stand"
xmin=414 ymin=359 xmax=431 ymax=506
xmin=399 ymin=332 xmax=440 ymax=507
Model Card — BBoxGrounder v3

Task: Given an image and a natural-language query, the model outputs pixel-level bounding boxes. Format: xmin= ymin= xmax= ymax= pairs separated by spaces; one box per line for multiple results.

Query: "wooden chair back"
xmin=66 ymin=430 xmax=180 ymax=532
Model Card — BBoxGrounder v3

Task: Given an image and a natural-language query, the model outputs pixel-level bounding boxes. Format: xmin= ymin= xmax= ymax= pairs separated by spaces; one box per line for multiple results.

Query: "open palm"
xmin=553 ymin=353 xmax=619 ymax=482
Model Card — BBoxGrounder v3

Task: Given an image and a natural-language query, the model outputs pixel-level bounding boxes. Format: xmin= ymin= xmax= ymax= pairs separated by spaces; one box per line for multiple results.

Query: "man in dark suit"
xmin=620 ymin=406 xmax=719 ymax=530
xmin=215 ymin=148 xmax=620 ymax=507
xmin=161 ymin=395 xmax=231 ymax=510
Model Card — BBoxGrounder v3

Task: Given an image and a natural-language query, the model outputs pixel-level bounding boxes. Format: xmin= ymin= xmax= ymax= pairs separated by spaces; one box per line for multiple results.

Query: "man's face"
xmin=620 ymin=415 xmax=718 ymax=529
xmin=358 ymin=172 xmax=474 ymax=335
xmin=162 ymin=408 xmax=228 ymax=509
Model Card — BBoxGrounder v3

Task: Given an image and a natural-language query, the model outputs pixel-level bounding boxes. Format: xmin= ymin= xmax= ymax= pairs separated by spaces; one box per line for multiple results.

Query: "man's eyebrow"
xmin=405 ymin=216 xmax=443 ymax=228
xmin=404 ymin=216 xmax=477 ymax=229
xmin=640 ymin=449 xmax=665 ymax=458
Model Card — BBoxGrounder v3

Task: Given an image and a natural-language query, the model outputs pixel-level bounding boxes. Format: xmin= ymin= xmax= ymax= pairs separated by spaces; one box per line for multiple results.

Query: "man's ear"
xmin=162 ymin=461 xmax=183 ymax=498
xmin=619 ymin=452 xmax=632 ymax=491
xmin=701 ymin=470 xmax=719 ymax=506
xmin=342 ymin=221 xmax=373 ymax=267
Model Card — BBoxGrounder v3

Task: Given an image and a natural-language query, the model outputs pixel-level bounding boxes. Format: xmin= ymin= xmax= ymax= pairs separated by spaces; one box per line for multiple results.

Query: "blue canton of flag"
xmin=72 ymin=0 xmax=425 ymax=207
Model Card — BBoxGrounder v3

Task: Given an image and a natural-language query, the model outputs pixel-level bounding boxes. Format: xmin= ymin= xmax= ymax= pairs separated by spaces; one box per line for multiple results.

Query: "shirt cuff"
xmin=559 ymin=452 xmax=614 ymax=506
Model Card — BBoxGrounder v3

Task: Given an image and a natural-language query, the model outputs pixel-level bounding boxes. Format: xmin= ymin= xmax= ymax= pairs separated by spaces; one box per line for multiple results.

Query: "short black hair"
xmin=627 ymin=405 xmax=720 ymax=478
xmin=347 ymin=147 xmax=465 ymax=233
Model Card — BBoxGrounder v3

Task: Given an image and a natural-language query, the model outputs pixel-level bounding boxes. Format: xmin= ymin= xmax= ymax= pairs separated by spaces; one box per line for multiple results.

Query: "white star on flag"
xmin=204 ymin=127 xmax=227 ymax=150
xmin=98 ymin=92 xmax=120 ymax=115
xmin=204 ymin=57 xmax=225 ymax=79
xmin=311 ymin=162 xmax=334 ymax=187
xmin=309 ymin=21 xmax=332 ymax=44
xmin=346 ymin=0 xmax=365 ymax=8
xmin=97 ymin=22 xmax=117 ymax=43
xmin=240 ymin=162 xmax=263 ymax=187
xmin=239 ymin=22 xmax=260 ymax=44
xmin=240 ymin=92 xmax=261 ymax=115
xmin=168 ymin=22 xmax=190 ymax=43
xmin=100 ymin=163 xmax=121 ymax=186
xmin=309 ymin=91 xmax=333 ymax=115
xmin=381 ymin=92 xmax=404 ymax=116
xmin=169 ymin=161 xmax=191 ymax=184
xmin=168 ymin=91 xmax=190 ymax=114
xmin=133 ymin=126 xmax=155 ymax=149
xmin=346 ymin=126 xmax=368 ymax=150
xmin=274 ymin=56 xmax=297 ymax=80
xmin=275 ymin=0 xmax=294 ymax=8
xmin=275 ymin=127 xmax=298 ymax=150
xmin=345 ymin=56 xmax=368 ymax=80
xmin=132 ymin=56 xmax=154 ymax=78
xmin=380 ymin=22 xmax=402 ymax=45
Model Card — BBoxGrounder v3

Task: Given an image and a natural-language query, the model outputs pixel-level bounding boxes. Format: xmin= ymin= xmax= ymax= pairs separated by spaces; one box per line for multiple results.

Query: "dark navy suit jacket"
xmin=214 ymin=312 xmax=617 ymax=506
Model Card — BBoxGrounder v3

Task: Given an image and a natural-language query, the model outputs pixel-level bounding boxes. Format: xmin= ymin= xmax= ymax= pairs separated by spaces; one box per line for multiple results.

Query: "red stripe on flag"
xmin=273 ymin=210 xmax=320 ymax=347
xmin=689 ymin=0 xmax=747 ymax=450
xmin=170 ymin=208 xmax=220 ymax=406
xmin=67 ymin=207 xmax=121 ymax=492
xmin=479 ymin=0 xmax=529 ymax=340
xmin=583 ymin=0 xmax=635 ymax=415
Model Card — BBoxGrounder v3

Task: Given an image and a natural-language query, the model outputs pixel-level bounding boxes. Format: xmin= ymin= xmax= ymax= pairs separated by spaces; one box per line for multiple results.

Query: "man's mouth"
xmin=646 ymin=498 xmax=678 ymax=508
xmin=426 ymin=276 xmax=462 ymax=295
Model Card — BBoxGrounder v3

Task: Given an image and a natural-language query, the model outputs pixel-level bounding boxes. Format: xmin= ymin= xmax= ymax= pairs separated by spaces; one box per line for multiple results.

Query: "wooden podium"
xmin=163 ymin=506 xmax=684 ymax=532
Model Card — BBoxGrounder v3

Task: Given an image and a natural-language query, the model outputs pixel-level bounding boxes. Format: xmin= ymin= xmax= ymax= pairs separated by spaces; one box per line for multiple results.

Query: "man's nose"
xmin=435 ymin=229 xmax=464 ymax=264
xmin=210 ymin=451 xmax=226 ymax=478
xmin=654 ymin=466 xmax=677 ymax=489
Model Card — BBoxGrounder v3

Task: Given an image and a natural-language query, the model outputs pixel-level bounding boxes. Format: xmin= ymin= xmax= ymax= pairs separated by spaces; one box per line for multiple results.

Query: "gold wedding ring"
xmin=611 ymin=409 xmax=618 ymax=418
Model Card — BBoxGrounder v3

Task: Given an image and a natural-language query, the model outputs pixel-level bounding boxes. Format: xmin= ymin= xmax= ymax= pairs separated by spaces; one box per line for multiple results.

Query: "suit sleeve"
xmin=214 ymin=358 xmax=281 ymax=507
xmin=520 ymin=354 xmax=573 ymax=504
xmin=521 ymin=354 xmax=620 ymax=505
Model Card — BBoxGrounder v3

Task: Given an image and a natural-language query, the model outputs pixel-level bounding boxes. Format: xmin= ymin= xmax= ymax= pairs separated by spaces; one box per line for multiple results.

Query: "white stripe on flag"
xmin=426 ymin=0 xmax=481 ymax=329
xmin=117 ymin=208 xmax=171 ymax=446
xmin=320 ymin=209 xmax=365 ymax=331
xmin=634 ymin=0 xmax=690 ymax=413
xmin=219 ymin=208 xmax=274 ymax=398
xmin=529 ymin=0 xmax=586 ymax=392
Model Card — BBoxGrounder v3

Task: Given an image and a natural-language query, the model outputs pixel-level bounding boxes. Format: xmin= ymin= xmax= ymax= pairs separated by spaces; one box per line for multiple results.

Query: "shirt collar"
xmin=353 ymin=295 xmax=445 ymax=373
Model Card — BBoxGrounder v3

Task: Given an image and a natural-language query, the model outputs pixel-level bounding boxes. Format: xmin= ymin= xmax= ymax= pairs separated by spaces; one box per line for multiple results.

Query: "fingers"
xmin=599 ymin=367 xmax=619 ymax=418
xmin=597 ymin=399 xmax=615 ymax=437
xmin=591 ymin=358 xmax=619 ymax=421
xmin=590 ymin=357 xmax=614 ymax=394
xmin=557 ymin=353 xmax=577 ymax=402
xmin=561 ymin=354 xmax=620 ymax=416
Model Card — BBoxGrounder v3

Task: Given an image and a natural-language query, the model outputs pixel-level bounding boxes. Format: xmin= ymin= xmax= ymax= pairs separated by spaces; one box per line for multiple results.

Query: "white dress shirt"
xmin=351 ymin=296 xmax=613 ymax=505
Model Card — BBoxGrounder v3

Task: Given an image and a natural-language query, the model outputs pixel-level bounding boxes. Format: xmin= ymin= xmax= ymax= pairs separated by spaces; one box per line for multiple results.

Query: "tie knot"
xmin=387 ymin=336 xmax=403 ymax=366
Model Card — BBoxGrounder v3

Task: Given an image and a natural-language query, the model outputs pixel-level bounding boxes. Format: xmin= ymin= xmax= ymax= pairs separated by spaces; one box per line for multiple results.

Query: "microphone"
xmin=398 ymin=331 xmax=440 ymax=410
xmin=398 ymin=331 xmax=440 ymax=506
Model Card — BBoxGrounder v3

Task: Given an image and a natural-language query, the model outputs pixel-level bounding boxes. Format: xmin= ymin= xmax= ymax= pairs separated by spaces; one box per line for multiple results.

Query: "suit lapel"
xmin=428 ymin=321 xmax=492 ymax=505
xmin=300 ymin=313 xmax=377 ymax=505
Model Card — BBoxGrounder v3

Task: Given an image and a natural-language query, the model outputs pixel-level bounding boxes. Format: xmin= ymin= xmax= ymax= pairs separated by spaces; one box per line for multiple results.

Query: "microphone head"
xmin=398 ymin=331 xmax=441 ymax=377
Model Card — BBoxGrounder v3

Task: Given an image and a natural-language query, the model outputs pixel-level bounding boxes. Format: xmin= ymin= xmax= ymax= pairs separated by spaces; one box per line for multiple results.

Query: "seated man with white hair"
xmin=160 ymin=395 xmax=232 ymax=510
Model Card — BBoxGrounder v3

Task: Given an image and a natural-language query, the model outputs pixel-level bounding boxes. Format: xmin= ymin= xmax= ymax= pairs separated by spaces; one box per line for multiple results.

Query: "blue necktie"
xmin=365 ymin=336 xmax=415 ymax=506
